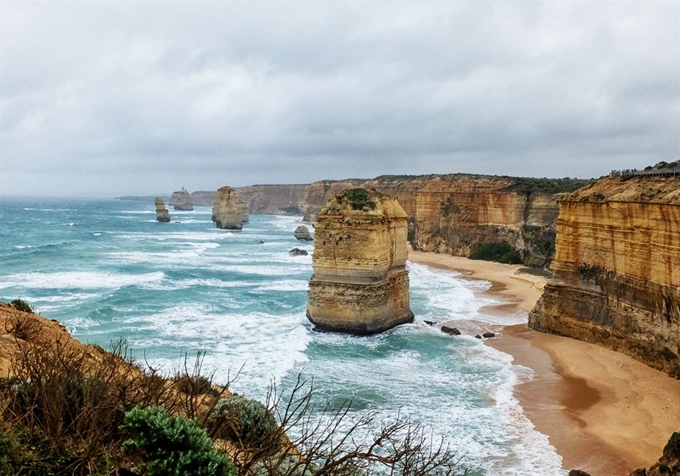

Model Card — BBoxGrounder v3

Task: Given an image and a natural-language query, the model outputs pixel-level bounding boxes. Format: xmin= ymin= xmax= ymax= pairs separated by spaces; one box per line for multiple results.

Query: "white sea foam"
xmin=0 ymin=271 xmax=164 ymax=290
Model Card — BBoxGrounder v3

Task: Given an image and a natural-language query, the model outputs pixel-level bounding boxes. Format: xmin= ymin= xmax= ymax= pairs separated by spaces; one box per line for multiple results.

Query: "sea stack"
xmin=155 ymin=197 xmax=171 ymax=222
xmin=294 ymin=225 xmax=313 ymax=241
xmin=170 ymin=187 xmax=194 ymax=211
xmin=306 ymin=188 xmax=414 ymax=334
xmin=529 ymin=171 xmax=680 ymax=378
xmin=212 ymin=186 xmax=244 ymax=230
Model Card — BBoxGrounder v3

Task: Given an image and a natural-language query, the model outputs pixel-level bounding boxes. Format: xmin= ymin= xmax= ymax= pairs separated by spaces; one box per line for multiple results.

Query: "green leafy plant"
xmin=207 ymin=395 xmax=282 ymax=456
xmin=469 ymin=242 xmax=523 ymax=264
xmin=338 ymin=189 xmax=375 ymax=211
xmin=121 ymin=405 xmax=236 ymax=476
xmin=10 ymin=299 xmax=33 ymax=314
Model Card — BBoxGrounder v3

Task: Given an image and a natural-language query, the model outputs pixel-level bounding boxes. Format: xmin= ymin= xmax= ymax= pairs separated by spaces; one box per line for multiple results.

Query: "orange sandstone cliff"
xmin=301 ymin=175 xmax=588 ymax=267
xmin=306 ymin=189 xmax=414 ymax=334
xmin=529 ymin=175 xmax=680 ymax=378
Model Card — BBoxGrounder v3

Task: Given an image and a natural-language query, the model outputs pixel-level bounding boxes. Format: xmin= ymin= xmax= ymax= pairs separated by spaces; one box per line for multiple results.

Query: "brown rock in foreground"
xmin=529 ymin=174 xmax=680 ymax=378
xmin=306 ymin=189 xmax=414 ymax=334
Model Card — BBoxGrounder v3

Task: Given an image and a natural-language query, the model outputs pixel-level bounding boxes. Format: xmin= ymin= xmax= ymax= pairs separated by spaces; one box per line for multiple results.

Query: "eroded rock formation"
xmin=170 ymin=187 xmax=194 ymax=211
xmin=155 ymin=197 xmax=170 ymax=222
xmin=306 ymin=189 xmax=414 ymax=334
xmin=529 ymin=175 xmax=680 ymax=378
xmin=237 ymin=184 xmax=309 ymax=215
xmin=294 ymin=226 xmax=313 ymax=241
xmin=212 ymin=186 xmax=245 ymax=230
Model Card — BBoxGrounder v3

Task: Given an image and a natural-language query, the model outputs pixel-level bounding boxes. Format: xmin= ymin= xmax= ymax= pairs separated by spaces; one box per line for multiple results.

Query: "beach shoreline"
xmin=408 ymin=250 xmax=680 ymax=476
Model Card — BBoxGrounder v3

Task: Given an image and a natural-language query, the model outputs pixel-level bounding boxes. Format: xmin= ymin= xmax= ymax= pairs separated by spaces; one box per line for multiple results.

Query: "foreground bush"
xmin=122 ymin=406 xmax=236 ymax=476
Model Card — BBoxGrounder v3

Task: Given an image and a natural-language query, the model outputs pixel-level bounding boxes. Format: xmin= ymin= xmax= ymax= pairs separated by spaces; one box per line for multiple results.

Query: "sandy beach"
xmin=408 ymin=250 xmax=680 ymax=476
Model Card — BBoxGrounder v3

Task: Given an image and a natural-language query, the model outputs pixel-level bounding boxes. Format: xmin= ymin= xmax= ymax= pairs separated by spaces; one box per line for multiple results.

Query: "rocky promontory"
xmin=212 ymin=186 xmax=245 ymax=230
xmin=154 ymin=197 xmax=171 ymax=222
xmin=529 ymin=174 xmax=680 ymax=378
xmin=306 ymin=189 xmax=414 ymax=334
xmin=169 ymin=187 xmax=194 ymax=211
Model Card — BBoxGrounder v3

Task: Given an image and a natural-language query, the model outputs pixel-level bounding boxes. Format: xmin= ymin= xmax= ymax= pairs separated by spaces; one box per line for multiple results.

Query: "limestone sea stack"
xmin=155 ymin=197 xmax=171 ymax=222
xmin=212 ymin=186 xmax=244 ymax=230
xmin=170 ymin=187 xmax=194 ymax=211
xmin=306 ymin=188 xmax=414 ymax=334
xmin=529 ymin=173 xmax=680 ymax=378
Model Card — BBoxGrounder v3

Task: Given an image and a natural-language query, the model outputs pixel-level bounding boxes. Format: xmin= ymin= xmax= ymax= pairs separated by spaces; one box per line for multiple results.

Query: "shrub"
xmin=469 ymin=242 xmax=523 ymax=264
xmin=206 ymin=395 xmax=282 ymax=455
xmin=10 ymin=299 xmax=33 ymax=314
xmin=338 ymin=189 xmax=375 ymax=211
xmin=121 ymin=405 xmax=236 ymax=476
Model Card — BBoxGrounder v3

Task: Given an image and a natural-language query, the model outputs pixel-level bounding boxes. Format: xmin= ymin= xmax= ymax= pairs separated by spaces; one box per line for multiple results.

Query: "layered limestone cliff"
xmin=212 ymin=186 xmax=245 ymax=230
xmin=529 ymin=175 xmax=680 ymax=378
xmin=155 ymin=197 xmax=171 ymax=222
xmin=170 ymin=187 xmax=194 ymax=211
xmin=301 ymin=175 xmax=587 ymax=267
xmin=238 ymin=184 xmax=309 ymax=215
xmin=307 ymin=189 xmax=414 ymax=334
xmin=190 ymin=191 xmax=216 ymax=206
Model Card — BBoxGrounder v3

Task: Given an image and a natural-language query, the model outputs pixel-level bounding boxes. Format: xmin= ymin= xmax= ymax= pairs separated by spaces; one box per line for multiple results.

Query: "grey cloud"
xmin=1 ymin=0 xmax=678 ymax=196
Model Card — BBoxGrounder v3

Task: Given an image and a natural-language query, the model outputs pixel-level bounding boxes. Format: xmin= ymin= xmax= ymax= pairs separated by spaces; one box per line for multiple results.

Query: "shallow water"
xmin=0 ymin=198 xmax=566 ymax=475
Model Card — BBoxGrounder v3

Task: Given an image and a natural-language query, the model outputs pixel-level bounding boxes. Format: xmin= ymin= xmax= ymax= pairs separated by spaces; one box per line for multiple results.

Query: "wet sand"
xmin=408 ymin=251 xmax=680 ymax=475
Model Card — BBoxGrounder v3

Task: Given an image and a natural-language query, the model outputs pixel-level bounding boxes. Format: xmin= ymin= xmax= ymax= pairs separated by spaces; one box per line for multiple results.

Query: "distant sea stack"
xmin=529 ymin=170 xmax=680 ymax=378
xmin=170 ymin=187 xmax=194 ymax=211
xmin=306 ymin=188 xmax=414 ymax=334
xmin=212 ymin=186 xmax=245 ymax=230
xmin=155 ymin=197 xmax=171 ymax=223
xmin=294 ymin=225 xmax=313 ymax=241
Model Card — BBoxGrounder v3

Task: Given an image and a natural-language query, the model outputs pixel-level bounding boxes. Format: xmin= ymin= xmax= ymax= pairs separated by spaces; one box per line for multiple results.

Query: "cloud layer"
xmin=1 ymin=1 xmax=678 ymax=196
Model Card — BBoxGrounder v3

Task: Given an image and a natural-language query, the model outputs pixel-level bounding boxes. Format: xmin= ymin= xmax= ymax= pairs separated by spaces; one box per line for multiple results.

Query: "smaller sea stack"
xmin=155 ymin=197 xmax=171 ymax=222
xmin=306 ymin=188 xmax=414 ymax=334
xmin=170 ymin=187 xmax=194 ymax=211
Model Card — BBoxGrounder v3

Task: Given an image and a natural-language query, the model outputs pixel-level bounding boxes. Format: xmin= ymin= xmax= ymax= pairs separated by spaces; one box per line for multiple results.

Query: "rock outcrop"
xmin=306 ymin=189 xmax=414 ymax=334
xmin=630 ymin=432 xmax=680 ymax=476
xmin=212 ymin=186 xmax=245 ymax=230
xmin=170 ymin=187 xmax=194 ymax=211
xmin=154 ymin=197 xmax=171 ymax=222
xmin=529 ymin=175 xmax=680 ymax=378
xmin=300 ymin=175 xmax=590 ymax=267
xmin=294 ymin=226 xmax=313 ymax=241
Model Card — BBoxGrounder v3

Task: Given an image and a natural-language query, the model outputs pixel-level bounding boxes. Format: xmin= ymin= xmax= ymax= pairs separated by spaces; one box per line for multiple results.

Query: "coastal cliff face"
xmin=307 ymin=189 xmax=414 ymax=334
xmin=238 ymin=184 xmax=309 ymax=215
xmin=169 ymin=187 xmax=194 ymax=211
xmin=190 ymin=191 xmax=216 ymax=206
xmin=212 ymin=186 xmax=244 ymax=230
xmin=529 ymin=176 xmax=680 ymax=378
xmin=301 ymin=175 xmax=580 ymax=267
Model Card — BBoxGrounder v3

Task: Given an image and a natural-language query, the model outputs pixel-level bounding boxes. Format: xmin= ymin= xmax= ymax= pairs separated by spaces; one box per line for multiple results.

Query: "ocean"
xmin=0 ymin=197 xmax=566 ymax=475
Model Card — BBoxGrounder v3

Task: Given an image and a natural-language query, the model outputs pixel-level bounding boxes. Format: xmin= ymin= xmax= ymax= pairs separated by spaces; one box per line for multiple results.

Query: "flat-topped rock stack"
xmin=155 ymin=197 xmax=171 ymax=222
xmin=170 ymin=187 xmax=194 ymax=211
xmin=306 ymin=188 xmax=414 ymax=334
xmin=212 ymin=186 xmax=246 ymax=230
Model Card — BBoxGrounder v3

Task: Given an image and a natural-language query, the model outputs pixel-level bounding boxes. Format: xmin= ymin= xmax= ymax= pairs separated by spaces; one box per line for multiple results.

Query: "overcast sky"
xmin=1 ymin=1 xmax=678 ymax=197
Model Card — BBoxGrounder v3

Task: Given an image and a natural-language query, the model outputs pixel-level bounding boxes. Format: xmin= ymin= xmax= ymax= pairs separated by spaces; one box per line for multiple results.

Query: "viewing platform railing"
xmin=609 ymin=168 xmax=680 ymax=178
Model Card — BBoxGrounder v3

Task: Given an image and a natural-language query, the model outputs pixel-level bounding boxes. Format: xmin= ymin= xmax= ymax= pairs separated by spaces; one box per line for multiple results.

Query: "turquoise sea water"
xmin=0 ymin=198 xmax=566 ymax=475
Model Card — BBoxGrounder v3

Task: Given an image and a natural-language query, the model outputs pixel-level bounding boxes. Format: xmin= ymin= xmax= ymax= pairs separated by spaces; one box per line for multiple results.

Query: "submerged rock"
xmin=441 ymin=324 xmax=461 ymax=335
xmin=306 ymin=188 xmax=413 ymax=334
xmin=155 ymin=197 xmax=171 ymax=223
xmin=289 ymin=248 xmax=309 ymax=256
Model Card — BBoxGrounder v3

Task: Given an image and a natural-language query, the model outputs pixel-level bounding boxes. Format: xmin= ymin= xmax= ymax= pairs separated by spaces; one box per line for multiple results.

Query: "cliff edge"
xmin=529 ymin=175 xmax=680 ymax=378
